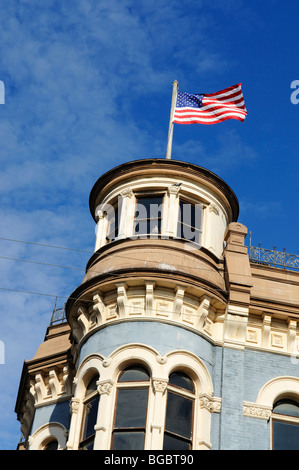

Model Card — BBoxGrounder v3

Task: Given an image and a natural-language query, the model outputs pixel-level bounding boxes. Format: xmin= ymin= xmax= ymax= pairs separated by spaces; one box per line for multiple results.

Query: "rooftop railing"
xmin=50 ymin=298 xmax=67 ymax=325
xmin=249 ymin=243 xmax=299 ymax=271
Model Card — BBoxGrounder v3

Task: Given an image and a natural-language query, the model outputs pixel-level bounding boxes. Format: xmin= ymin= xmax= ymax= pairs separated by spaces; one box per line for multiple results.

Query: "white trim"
xmin=29 ymin=422 xmax=68 ymax=450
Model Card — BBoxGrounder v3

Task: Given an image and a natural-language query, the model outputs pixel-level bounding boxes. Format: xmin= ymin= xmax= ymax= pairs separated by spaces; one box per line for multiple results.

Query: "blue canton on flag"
xmin=176 ymin=92 xmax=204 ymax=109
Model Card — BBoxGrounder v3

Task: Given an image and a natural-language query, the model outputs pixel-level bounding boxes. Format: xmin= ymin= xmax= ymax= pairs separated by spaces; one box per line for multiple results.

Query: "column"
xmin=93 ymin=379 xmax=115 ymax=450
xmin=149 ymin=379 xmax=168 ymax=449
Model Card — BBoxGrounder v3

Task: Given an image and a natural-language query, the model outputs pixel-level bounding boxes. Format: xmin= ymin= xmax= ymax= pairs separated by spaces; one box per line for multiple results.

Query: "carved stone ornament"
xmin=102 ymin=358 xmax=112 ymax=368
xmin=243 ymin=402 xmax=272 ymax=420
xmin=199 ymin=394 xmax=221 ymax=413
xmin=168 ymin=184 xmax=181 ymax=196
xmin=70 ymin=398 xmax=80 ymax=414
xmin=152 ymin=379 xmax=168 ymax=394
xmin=97 ymin=379 xmax=114 ymax=395
xmin=120 ymin=188 xmax=133 ymax=198
xmin=156 ymin=355 xmax=167 ymax=364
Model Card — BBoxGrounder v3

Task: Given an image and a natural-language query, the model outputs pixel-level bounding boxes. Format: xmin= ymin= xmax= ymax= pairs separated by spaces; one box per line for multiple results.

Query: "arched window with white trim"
xmin=79 ymin=374 xmax=100 ymax=450
xmin=43 ymin=438 xmax=58 ymax=450
xmin=163 ymin=371 xmax=195 ymax=450
xmin=112 ymin=365 xmax=150 ymax=450
xmin=272 ymin=398 xmax=299 ymax=450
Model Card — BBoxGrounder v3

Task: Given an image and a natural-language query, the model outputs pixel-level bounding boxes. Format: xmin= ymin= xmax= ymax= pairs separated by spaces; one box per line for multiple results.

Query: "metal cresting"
xmin=249 ymin=244 xmax=299 ymax=271
xmin=0 ymin=81 xmax=4 ymax=104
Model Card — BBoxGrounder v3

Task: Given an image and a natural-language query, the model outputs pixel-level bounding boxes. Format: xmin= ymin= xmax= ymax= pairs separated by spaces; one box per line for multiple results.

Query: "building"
xmin=15 ymin=158 xmax=299 ymax=450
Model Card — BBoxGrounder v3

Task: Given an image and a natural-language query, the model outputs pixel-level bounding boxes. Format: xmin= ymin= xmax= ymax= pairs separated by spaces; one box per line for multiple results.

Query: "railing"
xmin=249 ymin=244 xmax=299 ymax=271
xmin=50 ymin=298 xmax=67 ymax=325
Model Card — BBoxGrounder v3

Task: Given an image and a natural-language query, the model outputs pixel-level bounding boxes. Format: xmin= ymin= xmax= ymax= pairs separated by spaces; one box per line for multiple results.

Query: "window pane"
xmin=134 ymin=196 xmax=162 ymax=235
xmin=135 ymin=197 xmax=163 ymax=217
xmin=115 ymin=388 xmax=148 ymax=428
xmin=85 ymin=396 xmax=99 ymax=439
xmin=85 ymin=376 xmax=99 ymax=396
xmin=107 ymin=206 xmax=119 ymax=240
xmin=165 ymin=391 xmax=193 ymax=438
xmin=79 ymin=437 xmax=95 ymax=450
xmin=273 ymin=400 xmax=299 ymax=417
xmin=119 ymin=366 xmax=150 ymax=382
xmin=44 ymin=440 xmax=58 ymax=450
xmin=163 ymin=434 xmax=190 ymax=450
xmin=169 ymin=371 xmax=194 ymax=392
xmin=178 ymin=201 xmax=202 ymax=243
xmin=113 ymin=431 xmax=145 ymax=450
xmin=273 ymin=420 xmax=299 ymax=450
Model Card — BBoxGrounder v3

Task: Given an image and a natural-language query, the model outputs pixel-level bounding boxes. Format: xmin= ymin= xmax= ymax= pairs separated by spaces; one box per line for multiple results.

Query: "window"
xmin=106 ymin=203 xmax=120 ymax=242
xmin=177 ymin=199 xmax=202 ymax=244
xmin=272 ymin=399 xmax=299 ymax=450
xmin=79 ymin=375 xmax=100 ymax=450
xmin=133 ymin=195 xmax=163 ymax=237
xmin=112 ymin=365 xmax=150 ymax=450
xmin=43 ymin=439 xmax=58 ymax=450
xmin=163 ymin=371 xmax=194 ymax=450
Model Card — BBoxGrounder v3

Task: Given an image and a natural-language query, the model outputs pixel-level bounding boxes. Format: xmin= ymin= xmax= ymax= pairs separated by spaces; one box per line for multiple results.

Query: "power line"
xmin=0 ymin=236 xmax=93 ymax=254
xmin=0 ymin=255 xmax=86 ymax=272
xmin=0 ymin=286 xmax=66 ymax=299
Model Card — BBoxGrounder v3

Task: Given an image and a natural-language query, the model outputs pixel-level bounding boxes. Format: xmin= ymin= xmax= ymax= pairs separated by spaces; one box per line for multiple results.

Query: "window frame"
xmin=79 ymin=376 xmax=100 ymax=450
xmin=106 ymin=200 xmax=120 ymax=242
xmin=111 ymin=365 xmax=151 ymax=450
xmin=133 ymin=192 xmax=165 ymax=238
xmin=177 ymin=197 xmax=203 ymax=246
xmin=271 ymin=398 xmax=299 ymax=450
xmin=163 ymin=370 xmax=195 ymax=450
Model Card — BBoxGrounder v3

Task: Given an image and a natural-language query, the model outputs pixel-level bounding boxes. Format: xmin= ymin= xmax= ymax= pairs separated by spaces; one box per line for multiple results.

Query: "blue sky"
xmin=0 ymin=0 xmax=298 ymax=449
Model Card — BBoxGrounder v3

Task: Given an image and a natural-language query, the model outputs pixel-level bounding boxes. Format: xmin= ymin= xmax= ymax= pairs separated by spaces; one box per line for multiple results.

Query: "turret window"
xmin=112 ymin=365 xmax=150 ymax=450
xmin=177 ymin=199 xmax=202 ymax=245
xmin=106 ymin=203 xmax=120 ymax=242
xmin=134 ymin=195 xmax=163 ymax=236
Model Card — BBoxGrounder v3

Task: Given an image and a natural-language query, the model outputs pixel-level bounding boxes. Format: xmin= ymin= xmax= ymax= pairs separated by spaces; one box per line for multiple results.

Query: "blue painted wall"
xmin=33 ymin=321 xmax=299 ymax=449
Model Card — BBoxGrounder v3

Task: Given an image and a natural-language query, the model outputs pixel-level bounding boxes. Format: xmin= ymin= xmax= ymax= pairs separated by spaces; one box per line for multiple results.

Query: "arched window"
xmin=79 ymin=375 xmax=100 ymax=450
xmin=112 ymin=365 xmax=150 ymax=450
xmin=43 ymin=439 xmax=58 ymax=450
xmin=163 ymin=371 xmax=195 ymax=450
xmin=272 ymin=399 xmax=299 ymax=450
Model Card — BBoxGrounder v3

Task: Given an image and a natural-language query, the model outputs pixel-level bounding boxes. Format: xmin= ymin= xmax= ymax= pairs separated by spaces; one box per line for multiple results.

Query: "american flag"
xmin=173 ymin=83 xmax=247 ymax=125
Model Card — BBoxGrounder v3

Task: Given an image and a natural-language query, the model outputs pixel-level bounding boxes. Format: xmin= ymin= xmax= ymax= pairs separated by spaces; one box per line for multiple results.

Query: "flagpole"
xmin=166 ymin=80 xmax=178 ymax=159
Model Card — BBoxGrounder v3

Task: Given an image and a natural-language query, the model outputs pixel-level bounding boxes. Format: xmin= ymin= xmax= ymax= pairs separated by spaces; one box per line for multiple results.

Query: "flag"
xmin=173 ymin=83 xmax=247 ymax=125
